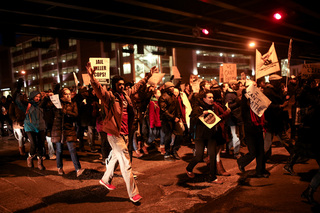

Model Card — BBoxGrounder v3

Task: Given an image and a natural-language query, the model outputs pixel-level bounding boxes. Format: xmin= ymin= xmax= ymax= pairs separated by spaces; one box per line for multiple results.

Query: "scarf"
xmin=250 ymin=109 xmax=265 ymax=129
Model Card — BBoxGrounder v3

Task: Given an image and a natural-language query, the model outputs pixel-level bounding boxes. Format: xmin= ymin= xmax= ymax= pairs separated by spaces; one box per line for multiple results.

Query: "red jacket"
xmin=149 ymin=100 xmax=161 ymax=128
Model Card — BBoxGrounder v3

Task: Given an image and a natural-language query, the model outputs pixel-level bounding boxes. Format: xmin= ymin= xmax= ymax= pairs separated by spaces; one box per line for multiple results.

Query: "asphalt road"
xmin=195 ymin=158 xmax=320 ymax=213
xmin=0 ymin=135 xmax=319 ymax=213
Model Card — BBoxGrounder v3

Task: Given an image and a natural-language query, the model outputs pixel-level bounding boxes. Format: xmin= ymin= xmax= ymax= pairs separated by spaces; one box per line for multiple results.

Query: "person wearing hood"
xmin=15 ymin=90 xmax=46 ymax=170
xmin=159 ymin=82 xmax=181 ymax=161
xmin=51 ymin=88 xmax=84 ymax=177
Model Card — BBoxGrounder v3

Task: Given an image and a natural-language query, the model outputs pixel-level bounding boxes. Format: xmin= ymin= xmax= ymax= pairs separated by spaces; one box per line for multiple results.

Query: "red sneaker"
xmin=186 ymin=170 xmax=195 ymax=178
xmin=130 ymin=194 xmax=142 ymax=203
xmin=99 ymin=180 xmax=116 ymax=190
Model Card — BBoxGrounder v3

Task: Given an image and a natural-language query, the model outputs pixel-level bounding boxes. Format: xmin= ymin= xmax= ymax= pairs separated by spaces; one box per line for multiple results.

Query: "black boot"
xmin=284 ymin=153 xmax=298 ymax=176
xmin=301 ymin=186 xmax=318 ymax=205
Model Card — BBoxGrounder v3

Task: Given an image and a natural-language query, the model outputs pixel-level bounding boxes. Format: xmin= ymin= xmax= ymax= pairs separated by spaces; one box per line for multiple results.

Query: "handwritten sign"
xmin=89 ymin=58 xmax=110 ymax=84
xmin=301 ymin=64 xmax=320 ymax=79
xmin=50 ymin=94 xmax=62 ymax=109
xmin=199 ymin=110 xmax=221 ymax=129
xmin=223 ymin=63 xmax=237 ymax=83
xmin=245 ymin=84 xmax=271 ymax=117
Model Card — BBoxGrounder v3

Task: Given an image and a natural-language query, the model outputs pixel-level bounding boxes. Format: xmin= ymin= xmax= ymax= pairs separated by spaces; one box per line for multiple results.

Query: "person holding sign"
xmin=186 ymin=90 xmax=229 ymax=184
xmin=86 ymin=62 xmax=155 ymax=203
xmin=51 ymin=88 xmax=84 ymax=177
xmin=237 ymin=86 xmax=269 ymax=178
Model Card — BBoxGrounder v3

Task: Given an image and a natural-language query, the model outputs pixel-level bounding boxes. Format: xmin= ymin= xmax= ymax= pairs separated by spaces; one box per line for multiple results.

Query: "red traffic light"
xmin=201 ymin=28 xmax=209 ymax=35
xmin=273 ymin=13 xmax=282 ymax=20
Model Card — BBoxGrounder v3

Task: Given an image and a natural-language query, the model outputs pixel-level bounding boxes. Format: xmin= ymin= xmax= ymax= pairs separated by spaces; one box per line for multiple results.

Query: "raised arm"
xmin=86 ymin=62 xmax=113 ymax=106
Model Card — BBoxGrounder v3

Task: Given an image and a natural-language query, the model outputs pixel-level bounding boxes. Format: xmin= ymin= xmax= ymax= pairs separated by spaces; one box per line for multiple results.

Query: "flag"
xmin=256 ymin=42 xmax=280 ymax=79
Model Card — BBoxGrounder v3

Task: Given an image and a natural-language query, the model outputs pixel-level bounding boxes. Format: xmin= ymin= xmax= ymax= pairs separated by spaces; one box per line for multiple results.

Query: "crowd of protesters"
xmin=0 ymin=65 xmax=319 ymax=205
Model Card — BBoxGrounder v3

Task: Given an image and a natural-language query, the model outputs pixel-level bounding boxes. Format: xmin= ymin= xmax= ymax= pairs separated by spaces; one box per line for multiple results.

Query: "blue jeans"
xmin=160 ymin=121 xmax=173 ymax=155
xmin=56 ymin=141 xmax=81 ymax=171
xmin=147 ymin=127 xmax=160 ymax=144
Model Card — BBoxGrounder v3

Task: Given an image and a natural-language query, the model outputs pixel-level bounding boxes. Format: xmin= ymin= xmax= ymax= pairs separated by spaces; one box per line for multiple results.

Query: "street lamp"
xmin=21 ymin=70 xmax=27 ymax=92
xmin=249 ymin=42 xmax=255 ymax=48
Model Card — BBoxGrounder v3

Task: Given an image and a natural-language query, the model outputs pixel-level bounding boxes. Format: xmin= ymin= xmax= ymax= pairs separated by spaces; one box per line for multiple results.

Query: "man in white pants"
xmin=87 ymin=62 xmax=155 ymax=203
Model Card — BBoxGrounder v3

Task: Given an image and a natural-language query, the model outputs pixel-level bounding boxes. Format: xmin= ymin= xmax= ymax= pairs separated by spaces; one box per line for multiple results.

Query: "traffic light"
xmin=201 ymin=28 xmax=209 ymax=35
xmin=273 ymin=12 xmax=282 ymax=20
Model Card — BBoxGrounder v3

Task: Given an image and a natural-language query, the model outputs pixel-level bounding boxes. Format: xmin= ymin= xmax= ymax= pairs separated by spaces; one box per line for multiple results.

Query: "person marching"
xmin=51 ymin=88 xmax=84 ymax=177
xmin=86 ymin=62 xmax=154 ymax=203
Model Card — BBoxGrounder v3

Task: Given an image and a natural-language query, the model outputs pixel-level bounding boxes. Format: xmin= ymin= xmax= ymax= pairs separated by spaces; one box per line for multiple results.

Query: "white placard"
xmin=245 ymin=84 xmax=271 ymax=117
xmin=89 ymin=58 xmax=110 ymax=84
xmin=50 ymin=94 xmax=62 ymax=109
xmin=198 ymin=110 xmax=221 ymax=129
xmin=223 ymin=63 xmax=237 ymax=83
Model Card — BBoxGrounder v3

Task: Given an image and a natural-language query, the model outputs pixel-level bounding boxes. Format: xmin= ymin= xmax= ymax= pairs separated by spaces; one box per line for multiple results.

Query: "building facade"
xmin=1 ymin=36 xmax=255 ymax=97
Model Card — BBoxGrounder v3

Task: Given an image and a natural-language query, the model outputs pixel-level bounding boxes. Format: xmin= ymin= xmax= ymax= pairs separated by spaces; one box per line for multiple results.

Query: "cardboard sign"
xmin=245 ymin=84 xmax=271 ymax=117
xmin=222 ymin=63 xmax=237 ymax=83
xmin=301 ymin=64 xmax=320 ymax=79
xmin=89 ymin=58 xmax=110 ymax=84
xmin=50 ymin=94 xmax=62 ymax=109
xmin=148 ymin=73 xmax=165 ymax=86
xmin=82 ymin=74 xmax=90 ymax=86
xmin=172 ymin=66 xmax=181 ymax=79
xmin=199 ymin=110 xmax=221 ymax=129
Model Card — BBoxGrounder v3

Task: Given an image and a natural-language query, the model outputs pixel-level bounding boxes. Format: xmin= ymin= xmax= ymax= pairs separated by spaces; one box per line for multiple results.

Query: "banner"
xmin=245 ymin=84 xmax=271 ymax=117
xmin=256 ymin=43 xmax=280 ymax=79
xmin=301 ymin=64 xmax=320 ymax=79
xmin=222 ymin=63 xmax=237 ymax=83
xmin=198 ymin=110 xmax=221 ymax=129
xmin=89 ymin=58 xmax=110 ymax=84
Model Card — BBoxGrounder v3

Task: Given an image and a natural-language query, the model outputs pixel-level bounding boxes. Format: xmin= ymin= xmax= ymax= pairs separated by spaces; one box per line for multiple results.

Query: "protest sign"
xmin=73 ymin=72 xmax=79 ymax=85
xmin=191 ymin=78 xmax=202 ymax=93
xmin=180 ymin=91 xmax=192 ymax=128
xmin=148 ymin=73 xmax=165 ymax=86
xmin=50 ymin=94 xmax=62 ymax=109
xmin=222 ymin=63 xmax=237 ymax=83
xmin=301 ymin=64 xmax=320 ymax=79
xmin=256 ymin=43 xmax=280 ymax=79
xmin=82 ymin=74 xmax=90 ymax=86
xmin=245 ymin=84 xmax=271 ymax=117
xmin=89 ymin=58 xmax=110 ymax=84
xmin=172 ymin=66 xmax=181 ymax=79
xmin=198 ymin=110 xmax=221 ymax=129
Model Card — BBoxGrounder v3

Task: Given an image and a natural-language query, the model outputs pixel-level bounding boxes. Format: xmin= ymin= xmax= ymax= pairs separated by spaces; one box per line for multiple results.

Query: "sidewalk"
xmin=0 ymin=136 xmax=288 ymax=213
